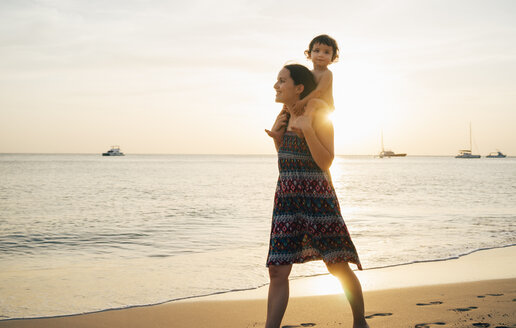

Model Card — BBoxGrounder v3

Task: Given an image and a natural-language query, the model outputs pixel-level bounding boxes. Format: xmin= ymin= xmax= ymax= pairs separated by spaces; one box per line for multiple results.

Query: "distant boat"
xmin=379 ymin=150 xmax=406 ymax=158
xmin=102 ymin=146 xmax=125 ymax=156
xmin=456 ymin=123 xmax=480 ymax=159
xmin=379 ymin=131 xmax=406 ymax=158
xmin=486 ymin=150 xmax=506 ymax=158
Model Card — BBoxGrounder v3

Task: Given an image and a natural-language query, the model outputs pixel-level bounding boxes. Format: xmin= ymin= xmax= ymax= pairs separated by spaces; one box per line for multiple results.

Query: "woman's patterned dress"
xmin=266 ymin=131 xmax=362 ymax=270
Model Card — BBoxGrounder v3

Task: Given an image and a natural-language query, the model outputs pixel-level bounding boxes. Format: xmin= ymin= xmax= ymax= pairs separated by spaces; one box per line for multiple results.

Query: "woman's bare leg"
xmin=326 ymin=262 xmax=369 ymax=328
xmin=265 ymin=264 xmax=293 ymax=328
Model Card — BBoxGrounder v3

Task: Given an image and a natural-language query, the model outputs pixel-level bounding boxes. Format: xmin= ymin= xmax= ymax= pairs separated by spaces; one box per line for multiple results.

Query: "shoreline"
xmin=194 ymin=244 xmax=516 ymax=302
xmin=1 ymin=281 xmax=514 ymax=328
xmin=2 ymin=153 xmax=515 ymax=158
xmin=1 ymin=244 xmax=514 ymax=321
xmin=1 ymin=245 xmax=515 ymax=327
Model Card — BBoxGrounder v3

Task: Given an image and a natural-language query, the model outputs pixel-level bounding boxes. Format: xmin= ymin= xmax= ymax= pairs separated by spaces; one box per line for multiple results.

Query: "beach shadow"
xmin=365 ymin=313 xmax=392 ymax=319
xmin=416 ymin=301 xmax=443 ymax=306
xmin=281 ymin=324 xmax=316 ymax=328
xmin=414 ymin=323 xmax=446 ymax=328
xmin=472 ymin=323 xmax=490 ymax=327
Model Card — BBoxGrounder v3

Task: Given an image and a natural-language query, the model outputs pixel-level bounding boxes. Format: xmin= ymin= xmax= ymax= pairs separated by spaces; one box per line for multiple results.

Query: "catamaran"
xmin=455 ymin=123 xmax=480 ymax=158
xmin=378 ymin=131 xmax=406 ymax=158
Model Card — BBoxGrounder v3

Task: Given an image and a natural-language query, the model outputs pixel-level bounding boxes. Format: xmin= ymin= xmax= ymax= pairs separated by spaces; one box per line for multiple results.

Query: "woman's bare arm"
xmin=290 ymin=100 xmax=334 ymax=171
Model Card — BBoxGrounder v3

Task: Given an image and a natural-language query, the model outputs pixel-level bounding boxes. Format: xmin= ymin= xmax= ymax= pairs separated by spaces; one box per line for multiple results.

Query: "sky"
xmin=1 ymin=0 xmax=515 ymax=155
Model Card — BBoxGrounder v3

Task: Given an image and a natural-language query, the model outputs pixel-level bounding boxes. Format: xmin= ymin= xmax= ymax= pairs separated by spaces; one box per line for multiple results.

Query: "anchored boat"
xmin=378 ymin=131 xmax=406 ymax=158
xmin=456 ymin=123 xmax=480 ymax=158
xmin=486 ymin=151 xmax=506 ymax=158
xmin=102 ymin=146 xmax=125 ymax=156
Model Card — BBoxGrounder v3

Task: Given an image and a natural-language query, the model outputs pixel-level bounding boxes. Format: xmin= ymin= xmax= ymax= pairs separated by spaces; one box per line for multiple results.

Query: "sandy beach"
xmin=1 ymin=246 xmax=515 ymax=328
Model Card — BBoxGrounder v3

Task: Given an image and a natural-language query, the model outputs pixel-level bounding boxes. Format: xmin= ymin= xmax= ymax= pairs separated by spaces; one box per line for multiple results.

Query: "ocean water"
xmin=0 ymin=154 xmax=515 ymax=319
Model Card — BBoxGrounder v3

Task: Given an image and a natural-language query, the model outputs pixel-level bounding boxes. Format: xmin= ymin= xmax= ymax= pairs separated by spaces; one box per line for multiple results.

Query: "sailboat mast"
xmin=469 ymin=122 xmax=472 ymax=152
xmin=381 ymin=130 xmax=384 ymax=152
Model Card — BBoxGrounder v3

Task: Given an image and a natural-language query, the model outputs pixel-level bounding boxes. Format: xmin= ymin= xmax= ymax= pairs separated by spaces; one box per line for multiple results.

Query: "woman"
xmin=265 ymin=64 xmax=369 ymax=328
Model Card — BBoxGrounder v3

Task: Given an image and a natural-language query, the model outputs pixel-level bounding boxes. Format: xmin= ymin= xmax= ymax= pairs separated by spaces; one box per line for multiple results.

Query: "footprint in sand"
xmin=450 ymin=306 xmax=478 ymax=312
xmin=472 ymin=323 xmax=490 ymax=327
xmin=414 ymin=323 xmax=446 ymax=328
xmin=416 ymin=301 xmax=444 ymax=306
xmin=477 ymin=293 xmax=504 ymax=298
xmin=365 ymin=313 xmax=392 ymax=319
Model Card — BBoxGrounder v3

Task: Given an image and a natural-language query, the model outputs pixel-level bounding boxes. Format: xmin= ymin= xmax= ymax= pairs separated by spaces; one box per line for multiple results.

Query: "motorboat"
xmin=102 ymin=146 xmax=125 ymax=156
xmin=486 ymin=151 xmax=506 ymax=158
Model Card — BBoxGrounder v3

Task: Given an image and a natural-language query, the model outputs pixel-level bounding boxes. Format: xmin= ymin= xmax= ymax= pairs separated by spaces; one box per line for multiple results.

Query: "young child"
xmin=293 ymin=34 xmax=338 ymax=114
xmin=266 ymin=34 xmax=338 ymax=141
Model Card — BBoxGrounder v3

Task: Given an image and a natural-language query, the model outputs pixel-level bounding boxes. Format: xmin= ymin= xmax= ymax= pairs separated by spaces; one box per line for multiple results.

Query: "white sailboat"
xmin=455 ymin=123 xmax=480 ymax=158
xmin=378 ymin=130 xmax=406 ymax=158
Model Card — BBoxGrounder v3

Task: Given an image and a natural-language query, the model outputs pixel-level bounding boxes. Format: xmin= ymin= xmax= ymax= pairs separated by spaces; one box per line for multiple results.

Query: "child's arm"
xmin=292 ymin=70 xmax=333 ymax=116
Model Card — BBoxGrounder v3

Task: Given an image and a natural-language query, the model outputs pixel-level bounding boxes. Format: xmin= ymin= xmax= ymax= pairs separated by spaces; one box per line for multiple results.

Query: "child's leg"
xmin=265 ymin=129 xmax=285 ymax=140
xmin=305 ymin=98 xmax=329 ymax=115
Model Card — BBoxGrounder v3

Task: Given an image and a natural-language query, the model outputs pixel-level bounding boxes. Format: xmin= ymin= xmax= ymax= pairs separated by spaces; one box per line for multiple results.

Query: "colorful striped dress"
xmin=266 ymin=131 xmax=362 ymax=270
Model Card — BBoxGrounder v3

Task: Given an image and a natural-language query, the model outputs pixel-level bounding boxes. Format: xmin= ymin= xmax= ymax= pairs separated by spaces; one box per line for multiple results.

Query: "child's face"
xmin=310 ymin=43 xmax=333 ymax=67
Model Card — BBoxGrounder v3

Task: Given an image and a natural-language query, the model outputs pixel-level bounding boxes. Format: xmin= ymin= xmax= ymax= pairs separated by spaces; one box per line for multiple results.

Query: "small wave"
xmin=359 ymin=243 xmax=516 ymax=271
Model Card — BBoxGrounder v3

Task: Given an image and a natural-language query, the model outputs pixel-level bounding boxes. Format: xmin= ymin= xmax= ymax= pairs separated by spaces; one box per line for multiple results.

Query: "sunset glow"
xmin=1 ymin=0 xmax=515 ymax=155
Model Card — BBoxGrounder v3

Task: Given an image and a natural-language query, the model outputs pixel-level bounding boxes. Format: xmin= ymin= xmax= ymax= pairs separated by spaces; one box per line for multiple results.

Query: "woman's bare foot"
xmin=353 ymin=321 xmax=369 ymax=328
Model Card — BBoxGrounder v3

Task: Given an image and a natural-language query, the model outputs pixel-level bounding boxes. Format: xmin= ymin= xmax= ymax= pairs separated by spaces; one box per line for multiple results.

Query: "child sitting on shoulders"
xmin=266 ymin=34 xmax=339 ymax=142
xmin=292 ymin=34 xmax=338 ymax=115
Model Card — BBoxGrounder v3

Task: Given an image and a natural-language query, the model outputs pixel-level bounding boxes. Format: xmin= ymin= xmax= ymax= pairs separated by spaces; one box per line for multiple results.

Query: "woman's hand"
xmin=292 ymin=99 xmax=334 ymax=171
xmin=290 ymin=106 xmax=315 ymax=137
xmin=265 ymin=108 xmax=289 ymax=143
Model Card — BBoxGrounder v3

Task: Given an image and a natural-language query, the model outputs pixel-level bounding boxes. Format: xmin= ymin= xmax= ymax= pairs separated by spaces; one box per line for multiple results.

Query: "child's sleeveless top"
xmin=266 ymin=131 xmax=362 ymax=270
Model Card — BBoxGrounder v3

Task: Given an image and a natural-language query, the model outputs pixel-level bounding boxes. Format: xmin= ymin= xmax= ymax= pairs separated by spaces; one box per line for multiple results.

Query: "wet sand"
xmin=1 ymin=246 xmax=515 ymax=328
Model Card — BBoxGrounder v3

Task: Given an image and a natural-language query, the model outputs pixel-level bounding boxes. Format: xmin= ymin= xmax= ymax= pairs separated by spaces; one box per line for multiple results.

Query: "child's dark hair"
xmin=304 ymin=34 xmax=339 ymax=62
xmin=284 ymin=64 xmax=317 ymax=100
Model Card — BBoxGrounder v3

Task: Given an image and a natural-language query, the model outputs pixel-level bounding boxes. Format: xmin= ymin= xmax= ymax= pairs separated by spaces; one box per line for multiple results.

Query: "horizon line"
xmin=0 ymin=152 xmax=512 ymax=157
